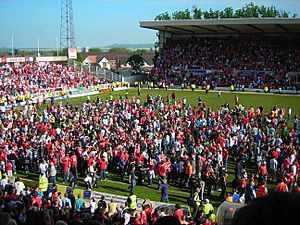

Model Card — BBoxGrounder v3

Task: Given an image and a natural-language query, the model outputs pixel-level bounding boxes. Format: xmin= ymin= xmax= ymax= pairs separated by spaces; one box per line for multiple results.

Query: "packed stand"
xmin=0 ymin=62 xmax=108 ymax=105
xmin=151 ymin=36 xmax=300 ymax=90
xmin=0 ymin=92 xmax=300 ymax=225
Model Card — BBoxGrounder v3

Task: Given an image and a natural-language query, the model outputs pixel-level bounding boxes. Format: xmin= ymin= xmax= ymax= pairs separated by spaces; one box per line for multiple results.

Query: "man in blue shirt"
xmin=75 ymin=193 xmax=85 ymax=213
xmin=160 ymin=179 xmax=169 ymax=203
xmin=232 ymin=189 xmax=240 ymax=203
xmin=61 ymin=193 xmax=72 ymax=208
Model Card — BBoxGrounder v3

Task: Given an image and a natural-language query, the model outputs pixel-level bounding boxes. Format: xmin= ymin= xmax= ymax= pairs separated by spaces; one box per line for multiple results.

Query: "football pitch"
xmin=17 ymin=88 xmax=300 ymax=209
xmin=64 ymin=88 xmax=300 ymax=126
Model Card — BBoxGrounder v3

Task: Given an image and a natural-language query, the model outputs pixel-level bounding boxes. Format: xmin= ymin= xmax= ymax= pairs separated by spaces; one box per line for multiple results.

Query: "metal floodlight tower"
xmin=60 ymin=0 xmax=75 ymax=49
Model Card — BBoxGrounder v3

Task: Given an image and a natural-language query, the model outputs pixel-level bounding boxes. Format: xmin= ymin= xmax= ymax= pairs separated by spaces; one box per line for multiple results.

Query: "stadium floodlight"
xmin=60 ymin=0 xmax=76 ymax=49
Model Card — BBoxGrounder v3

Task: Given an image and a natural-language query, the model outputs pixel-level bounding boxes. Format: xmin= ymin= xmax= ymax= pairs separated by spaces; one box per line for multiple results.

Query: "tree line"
xmin=155 ymin=2 xmax=297 ymax=20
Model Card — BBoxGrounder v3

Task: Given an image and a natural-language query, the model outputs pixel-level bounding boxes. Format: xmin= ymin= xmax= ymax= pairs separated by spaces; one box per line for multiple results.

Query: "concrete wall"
xmin=123 ymin=74 xmax=147 ymax=84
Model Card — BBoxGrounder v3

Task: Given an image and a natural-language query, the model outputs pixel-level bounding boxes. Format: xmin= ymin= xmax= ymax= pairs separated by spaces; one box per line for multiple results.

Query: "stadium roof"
xmin=140 ymin=18 xmax=300 ymax=35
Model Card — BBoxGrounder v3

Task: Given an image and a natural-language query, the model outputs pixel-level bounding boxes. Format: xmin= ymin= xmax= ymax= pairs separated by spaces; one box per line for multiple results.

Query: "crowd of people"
xmin=0 ymin=62 xmax=108 ymax=105
xmin=0 ymin=86 xmax=299 ymax=225
xmin=151 ymin=36 xmax=300 ymax=90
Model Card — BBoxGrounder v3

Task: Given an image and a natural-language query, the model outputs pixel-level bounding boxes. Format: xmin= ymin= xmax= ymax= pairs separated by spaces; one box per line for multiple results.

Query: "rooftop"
xmin=140 ymin=18 xmax=300 ymax=35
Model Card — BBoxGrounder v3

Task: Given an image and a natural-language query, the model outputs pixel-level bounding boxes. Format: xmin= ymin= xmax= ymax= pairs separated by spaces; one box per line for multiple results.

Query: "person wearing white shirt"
xmin=269 ymin=157 xmax=278 ymax=182
xmin=14 ymin=178 xmax=25 ymax=195
xmin=0 ymin=175 xmax=8 ymax=190
xmin=84 ymin=174 xmax=93 ymax=190
xmin=39 ymin=159 xmax=48 ymax=176
xmin=90 ymin=197 xmax=97 ymax=214
xmin=288 ymin=107 xmax=292 ymax=120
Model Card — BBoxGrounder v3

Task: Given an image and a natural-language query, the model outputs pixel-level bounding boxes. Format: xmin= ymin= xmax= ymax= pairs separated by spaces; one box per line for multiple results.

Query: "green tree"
xmin=135 ymin=49 xmax=147 ymax=53
xmin=234 ymin=8 xmax=244 ymax=18
xmin=203 ymin=10 xmax=210 ymax=19
xmin=57 ymin=48 xmax=68 ymax=56
xmin=76 ymin=52 xmax=83 ymax=62
xmin=89 ymin=48 xmax=102 ymax=53
xmin=155 ymin=11 xmax=171 ymax=21
xmin=223 ymin=7 xmax=234 ymax=18
xmin=127 ymin=54 xmax=144 ymax=71
xmin=172 ymin=9 xmax=191 ymax=20
xmin=242 ymin=2 xmax=259 ymax=17
xmin=13 ymin=49 xmax=19 ymax=56
xmin=109 ymin=47 xmax=131 ymax=53
xmin=192 ymin=5 xmax=202 ymax=19
xmin=154 ymin=2 xmax=295 ymax=20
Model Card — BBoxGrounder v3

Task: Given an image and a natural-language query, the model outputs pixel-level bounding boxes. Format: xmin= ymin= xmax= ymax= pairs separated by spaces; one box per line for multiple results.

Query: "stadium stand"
xmin=141 ymin=18 xmax=300 ymax=91
xmin=0 ymin=62 xmax=108 ymax=105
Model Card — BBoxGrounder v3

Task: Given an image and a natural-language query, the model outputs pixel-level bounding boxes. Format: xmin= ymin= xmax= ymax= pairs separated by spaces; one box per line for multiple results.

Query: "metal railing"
xmin=71 ymin=61 xmax=123 ymax=82
xmin=96 ymin=68 xmax=123 ymax=82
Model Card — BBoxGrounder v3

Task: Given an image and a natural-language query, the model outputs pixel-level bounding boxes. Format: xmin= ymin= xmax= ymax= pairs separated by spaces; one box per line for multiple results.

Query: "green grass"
xmin=17 ymin=171 xmax=193 ymax=206
xmin=60 ymin=88 xmax=300 ymax=121
xmin=15 ymin=88 xmax=300 ymax=210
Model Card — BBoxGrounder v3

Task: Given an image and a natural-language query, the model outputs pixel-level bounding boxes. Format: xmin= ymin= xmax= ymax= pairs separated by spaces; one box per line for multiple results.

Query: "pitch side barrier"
xmin=88 ymin=189 xmax=191 ymax=216
xmin=169 ymin=85 xmax=300 ymax=94
xmin=4 ymin=85 xmax=128 ymax=109
xmin=215 ymin=87 xmax=300 ymax=94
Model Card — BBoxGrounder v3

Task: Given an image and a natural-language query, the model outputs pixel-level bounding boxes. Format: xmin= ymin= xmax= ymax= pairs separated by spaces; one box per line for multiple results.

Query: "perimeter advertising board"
xmin=91 ymin=190 xmax=190 ymax=216
xmin=68 ymin=47 xmax=77 ymax=59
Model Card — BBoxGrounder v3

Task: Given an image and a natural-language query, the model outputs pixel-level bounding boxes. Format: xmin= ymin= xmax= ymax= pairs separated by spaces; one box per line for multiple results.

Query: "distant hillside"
xmin=0 ymin=47 xmax=11 ymax=52
xmin=103 ymin=43 xmax=154 ymax=49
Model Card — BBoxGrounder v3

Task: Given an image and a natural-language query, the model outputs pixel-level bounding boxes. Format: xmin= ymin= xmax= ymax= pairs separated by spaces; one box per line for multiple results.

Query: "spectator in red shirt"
xmin=6 ymin=161 xmax=13 ymax=177
xmin=31 ymin=192 xmax=42 ymax=208
xmin=69 ymin=152 xmax=78 ymax=180
xmin=134 ymin=212 xmax=142 ymax=225
xmin=202 ymin=218 xmax=212 ymax=225
xmin=98 ymin=156 xmax=108 ymax=181
xmin=142 ymin=199 xmax=153 ymax=225
xmin=173 ymin=204 xmax=184 ymax=221
xmin=222 ymin=148 xmax=229 ymax=171
xmin=157 ymin=162 xmax=166 ymax=190
xmin=140 ymin=206 xmax=148 ymax=225
xmin=61 ymin=156 xmax=70 ymax=183
xmin=258 ymin=161 xmax=268 ymax=182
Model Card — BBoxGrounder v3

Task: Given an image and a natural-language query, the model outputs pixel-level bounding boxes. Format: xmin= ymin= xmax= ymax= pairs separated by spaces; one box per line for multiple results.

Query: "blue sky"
xmin=0 ymin=0 xmax=299 ymax=48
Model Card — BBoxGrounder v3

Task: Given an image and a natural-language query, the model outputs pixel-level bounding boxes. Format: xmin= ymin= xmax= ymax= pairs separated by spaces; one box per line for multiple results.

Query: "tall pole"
xmin=37 ymin=37 xmax=40 ymax=56
xmin=56 ymin=36 xmax=59 ymax=56
xmin=11 ymin=35 xmax=14 ymax=57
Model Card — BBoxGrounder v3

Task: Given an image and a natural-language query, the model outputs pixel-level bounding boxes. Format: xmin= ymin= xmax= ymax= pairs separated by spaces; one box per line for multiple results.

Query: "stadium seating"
xmin=151 ymin=36 xmax=300 ymax=90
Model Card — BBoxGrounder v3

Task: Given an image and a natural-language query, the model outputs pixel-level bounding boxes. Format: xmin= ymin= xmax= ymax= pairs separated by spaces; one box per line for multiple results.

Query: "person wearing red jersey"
xmin=140 ymin=205 xmax=148 ymax=225
xmin=69 ymin=152 xmax=78 ymax=180
xmin=61 ymin=156 xmax=70 ymax=184
xmin=31 ymin=191 xmax=42 ymax=208
xmin=6 ymin=161 xmax=13 ymax=177
xmin=157 ymin=162 xmax=166 ymax=190
xmin=222 ymin=148 xmax=229 ymax=171
xmin=258 ymin=161 xmax=268 ymax=182
xmin=256 ymin=181 xmax=268 ymax=198
xmin=173 ymin=204 xmax=184 ymax=221
xmin=163 ymin=158 xmax=172 ymax=184
xmin=275 ymin=178 xmax=288 ymax=192
xmin=98 ymin=156 xmax=108 ymax=181
xmin=142 ymin=199 xmax=153 ymax=225
xmin=148 ymin=158 xmax=155 ymax=186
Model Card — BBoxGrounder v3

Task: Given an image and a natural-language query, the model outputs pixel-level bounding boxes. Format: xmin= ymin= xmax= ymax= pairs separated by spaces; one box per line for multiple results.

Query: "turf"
xmin=59 ymin=88 xmax=300 ymax=124
xmin=15 ymin=88 xmax=300 ymax=210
